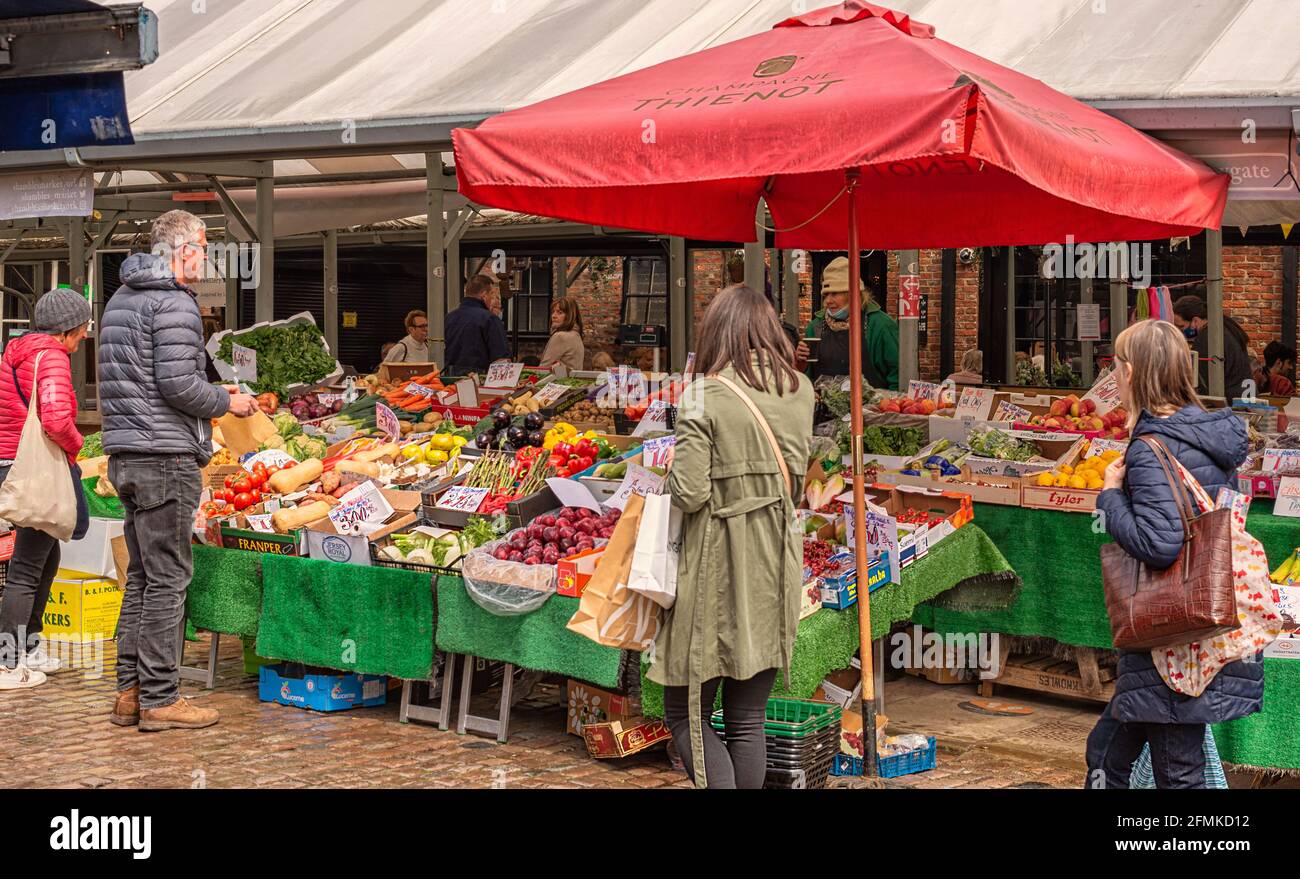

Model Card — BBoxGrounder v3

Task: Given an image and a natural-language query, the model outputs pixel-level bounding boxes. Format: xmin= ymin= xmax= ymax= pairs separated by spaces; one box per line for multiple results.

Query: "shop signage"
xmin=954 ymin=387 xmax=995 ymax=420
xmin=1077 ymin=304 xmax=1101 ymax=341
xmin=0 ymin=169 xmax=93 ymax=221
xmin=329 ymin=481 xmax=394 ymax=533
xmin=898 ymin=275 xmax=921 ymax=319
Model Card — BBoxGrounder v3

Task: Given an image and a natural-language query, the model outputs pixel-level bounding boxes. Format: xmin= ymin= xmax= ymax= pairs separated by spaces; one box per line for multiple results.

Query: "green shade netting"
xmin=435 ymin=575 xmax=624 ymax=688
xmin=255 ymin=553 xmax=435 ymax=680
xmin=640 ymin=524 xmax=1017 ymax=717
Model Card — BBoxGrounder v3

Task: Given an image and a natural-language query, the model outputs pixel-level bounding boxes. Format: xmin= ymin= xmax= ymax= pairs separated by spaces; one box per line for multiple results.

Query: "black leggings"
xmin=663 ymin=668 xmax=777 ymax=789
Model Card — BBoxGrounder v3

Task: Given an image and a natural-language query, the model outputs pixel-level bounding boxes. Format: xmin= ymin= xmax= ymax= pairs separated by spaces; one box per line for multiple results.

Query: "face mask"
xmin=829 ymin=306 xmax=850 ymax=320
xmin=1182 ymin=326 xmax=1198 ymax=341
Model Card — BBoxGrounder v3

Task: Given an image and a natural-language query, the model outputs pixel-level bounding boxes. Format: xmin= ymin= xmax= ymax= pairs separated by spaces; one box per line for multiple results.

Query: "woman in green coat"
xmin=649 ymin=285 xmax=814 ymax=789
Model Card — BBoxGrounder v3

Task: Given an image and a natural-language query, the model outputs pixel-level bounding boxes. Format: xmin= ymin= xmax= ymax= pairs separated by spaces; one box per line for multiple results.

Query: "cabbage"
xmin=274 ymin=412 xmax=303 ymax=440
xmin=286 ymin=434 xmax=327 ymax=460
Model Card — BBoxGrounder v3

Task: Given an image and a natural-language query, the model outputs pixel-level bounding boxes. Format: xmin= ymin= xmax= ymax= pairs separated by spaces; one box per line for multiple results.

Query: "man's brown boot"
xmin=139 ymin=697 xmax=219 ymax=732
xmin=109 ymin=686 xmax=140 ymax=727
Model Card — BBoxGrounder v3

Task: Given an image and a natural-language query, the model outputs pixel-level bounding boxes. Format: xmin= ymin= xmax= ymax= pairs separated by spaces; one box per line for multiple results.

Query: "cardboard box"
xmin=203 ymin=464 xmax=242 ymax=490
xmin=218 ymin=522 xmax=303 ymax=556
xmin=1265 ymin=634 xmax=1300 ymax=660
xmin=817 ymin=551 xmax=890 ymax=609
xmin=556 ymin=545 xmax=606 ymax=598
xmin=207 ymin=311 xmax=343 ymax=389
xmin=423 ymin=484 xmax=558 ymax=531
xmin=582 ymin=718 xmax=672 ymax=758
xmin=43 ymin=569 xmax=124 ymax=642
xmin=966 ymin=432 xmax=1079 ymax=479
xmin=799 ymin=577 xmax=824 ymax=620
xmin=863 ymin=483 xmax=975 ymax=533
xmin=566 ymin=679 xmax=641 ymax=735
xmin=59 ymin=517 xmax=125 ymax=579
xmin=258 ymin=664 xmax=387 ymax=712
xmin=378 ymin=361 xmax=440 ymax=385
xmin=1019 ymin=440 xmax=1107 ymax=513
xmin=813 ymin=658 xmax=863 ymax=709
xmin=303 ymin=489 xmax=422 ymax=565
xmin=578 ymin=452 xmax=645 ymax=503
xmin=940 ymin=470 xmax=1022 ymax=506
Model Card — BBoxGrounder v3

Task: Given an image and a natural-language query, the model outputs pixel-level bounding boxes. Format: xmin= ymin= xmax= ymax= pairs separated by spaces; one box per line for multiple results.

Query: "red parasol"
xmin=454 ymin=1 xmax=1229 ymax=779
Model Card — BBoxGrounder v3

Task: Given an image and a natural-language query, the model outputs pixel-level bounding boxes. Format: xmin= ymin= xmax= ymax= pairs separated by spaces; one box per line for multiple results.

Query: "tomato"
xmin=212 ymin=489 xmax=229 ymax=503
xmin=231 ymin=475 xmax=253 ymax=494
xmin=233 ymin=492 xmax=254 ymax=511
xmin=223 ymin=475 xmax=235 ymax=490
xmin=250 ymin=489 xmax=262 ymax=505
xmin=249 ymin=470 xmax=267 ymax=489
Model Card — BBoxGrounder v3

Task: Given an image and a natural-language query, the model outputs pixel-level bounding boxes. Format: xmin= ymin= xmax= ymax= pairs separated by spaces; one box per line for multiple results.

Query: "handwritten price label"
xmin=607 ymin=463 xmax=664 ymax=512
xmin=641 ymin=435 xmax=676 ymax=468
xmin=1084 ymin=438 xmax=1129 ymax=459
xmin=243 ymin=449 xmax=296 ymax=472
xmin=1275 ymin=477 xmax=1300 ymax=518
xmin=328 ymin=481 xmax=394 ymax=534
xmin=1083 ymin=370 xmax=1121 ymax=416
xmin=954 ymin=387 xmax=995 ymax=421
xmin=245 ymin=514 xmax=275 ymax=534
xmin=994 ymin=400 xmax=1033 ymax=423
xmin=632 ymin=400 xmax=670 ymax=437
xmin=532 ymin=383 xmax=569 ymax=407
xmin=231 ymin=343 xmax=258 ymax=383
xmin=907 ymin=380 xmax=941 ymax=402
xmin=484 ymin=362 xmax=524 ymax=388
xmin=376 ymin=402 xmax=401 ymax=441
xmin=1264 ymin=449 xmax=1300 ymax=473
xmin=436 ymin=485 xmax=490 ymax=513
xmin=404 ymin=382 xmax=438 ymax=399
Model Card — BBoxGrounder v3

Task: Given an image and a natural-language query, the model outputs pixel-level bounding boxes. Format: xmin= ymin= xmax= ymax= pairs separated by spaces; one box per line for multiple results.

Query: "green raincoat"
xmin=648 ymin=362 xmax=814 ymax=788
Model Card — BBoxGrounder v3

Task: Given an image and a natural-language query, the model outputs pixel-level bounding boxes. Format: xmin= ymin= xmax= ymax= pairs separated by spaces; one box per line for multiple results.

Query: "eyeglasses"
xmin=412 ymin=323 xmax=429 ymax=330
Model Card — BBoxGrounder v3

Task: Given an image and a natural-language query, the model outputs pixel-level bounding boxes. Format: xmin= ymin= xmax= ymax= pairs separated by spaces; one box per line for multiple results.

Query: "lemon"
xmin=1054 ymin=473 xmax=1071 ymax=487
xmin=426 ymin=448 xmax=449 ymax=465
xmin=1060 ymin=464 xmax=1074 ymax=475
xmin=452 ymin=435 xmax=468 ymax=447
xmin=401 ymin=444 xmax=424 ymax=461
xmin=1068 ymin=474 xmax=1087 ymax=489
xmin=1036 ymin=472 xmax=1055 ymax=487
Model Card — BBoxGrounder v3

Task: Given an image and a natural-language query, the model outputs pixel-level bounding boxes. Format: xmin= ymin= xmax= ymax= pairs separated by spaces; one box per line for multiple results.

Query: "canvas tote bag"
xmin=0 ymin=351 xmax=78 ymax=540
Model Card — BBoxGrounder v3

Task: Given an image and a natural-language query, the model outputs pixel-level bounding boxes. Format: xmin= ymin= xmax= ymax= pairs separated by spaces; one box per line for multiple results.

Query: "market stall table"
xmin=912 ymin=501 xmax=1300 ymax=774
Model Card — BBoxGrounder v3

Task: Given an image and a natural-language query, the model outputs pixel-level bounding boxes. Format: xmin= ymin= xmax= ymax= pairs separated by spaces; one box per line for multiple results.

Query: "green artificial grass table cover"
xmin=639 ymin=523 xmax=1017 ymax=717
xmin=435 ymin=575 xmax=624 ymax=689
xmin=255 ymin=553 xmax=436 ymax=681
xmin=186 ymin=544 xmax=263 ymax=640
xmin=1213 ymin=658 xmax=1300 ymax=772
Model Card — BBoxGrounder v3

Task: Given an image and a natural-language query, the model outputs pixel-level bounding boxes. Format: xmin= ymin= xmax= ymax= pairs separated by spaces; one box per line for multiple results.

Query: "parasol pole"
xmin=845 ymin=167 xmax=879 ymax=777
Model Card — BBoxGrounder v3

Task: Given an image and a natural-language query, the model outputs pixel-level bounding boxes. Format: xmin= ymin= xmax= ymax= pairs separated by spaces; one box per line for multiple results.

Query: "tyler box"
xmin=303 ymin=489 xmax=422 ymax=565
xmin=1019 ymin=439 xmax=1103 ymax=514
xmin=258 ymin=664 xmax=387 ymax=712
xmin=582 ymin=718 xmax=672 ymax=758
xmin=43 ymin=569 xmax=124 ymax=642
xmin=566 ymin=679 xmax=641 ymax=735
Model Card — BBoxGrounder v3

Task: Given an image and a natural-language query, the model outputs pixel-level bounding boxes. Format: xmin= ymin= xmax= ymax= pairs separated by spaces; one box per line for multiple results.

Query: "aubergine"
xmin=492 ymin=409 xmax=512 ymax=429
xmin=506 ymin=425 xmax=527 ymax=445
xmin=527 ymin=429 xmax=545 ymax=447
xmin=523 ymin=412 xmax=544 ymax=431
xmin=476 ymin=430 xmax=498 ymax=448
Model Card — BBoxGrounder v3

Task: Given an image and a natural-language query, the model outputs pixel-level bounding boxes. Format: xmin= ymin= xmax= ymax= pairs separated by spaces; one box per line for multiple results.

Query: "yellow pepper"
xmin=555 ymin=422 xmax=577 ymax=437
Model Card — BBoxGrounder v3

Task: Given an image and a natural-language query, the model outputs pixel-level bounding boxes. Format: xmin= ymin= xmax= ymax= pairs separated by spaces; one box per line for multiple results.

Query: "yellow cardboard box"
xmin=43 ymin=569 xmax=124 ymax=643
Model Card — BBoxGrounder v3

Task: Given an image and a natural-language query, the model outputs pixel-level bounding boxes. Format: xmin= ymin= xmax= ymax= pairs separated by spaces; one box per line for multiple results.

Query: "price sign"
xmin=606 ymin=462 xmax=664 ymax=512
xmin=242 ymin=449 xmax=297 ymax=472
xmin=954 ymin=387 xmax=995 ymax=421
xmin=1083 ymin=437 xmax=1129 ymax=459
xmin=1264 ymin=449 xmax=1300 ymax=473
xmin=484 ymin=361 xmax=524 ymax=388
xmin=376 ymin=402 xmax=401 ymax=441
xmin=632 ymin=400 xmax=670 ymax=437
xmin=404 ymin=382 xmax=438 ymax=399
xmin=1082 ymin=370 xmax=1121 ymax=416
xmin=907 ymin=380 xmax=941 ymax=402
xmin=231 ymin=343 xmax=258 ymax=383
xmin=610 ymin=366 xmax=647 ymax=403
xmin=329 ymin=481 xmax=395 ymax=534
xmin=1077 ymin=304 xmax=1101 ymax=342
xmin=245 ymin=514 xmax=275 ymax=534
xmin=993 ymin=400 xmax=1033 ymax=423
xmin=641 ymin=435 xmax=676 ymax=468
xmin=317 ymin=393 xmax=344 ymax=409
xmin=532 ymin=383 xmax=569 ymax=407
xmin=436 ymin=485 xmax=490 ymax=513
xmin=1275 ymin=477 xmax=1300 ymax=518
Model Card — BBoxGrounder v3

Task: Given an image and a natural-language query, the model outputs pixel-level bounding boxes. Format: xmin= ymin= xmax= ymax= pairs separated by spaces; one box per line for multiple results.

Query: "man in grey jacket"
xmin=100 ymin=209 xmax=257 ymax=732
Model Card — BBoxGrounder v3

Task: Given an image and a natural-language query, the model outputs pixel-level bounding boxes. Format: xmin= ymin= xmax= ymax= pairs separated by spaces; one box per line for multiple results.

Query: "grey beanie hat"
xmin=34 ymin=288 xmax=92 ymax=334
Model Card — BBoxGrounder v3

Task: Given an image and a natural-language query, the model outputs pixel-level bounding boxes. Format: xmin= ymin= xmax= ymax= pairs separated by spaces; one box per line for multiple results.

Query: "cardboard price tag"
xmin=1084 ymin=437 xmax=1129 ymax=459
xmin=454 ymin=378 xmax=478 ymax=408
xmin=317 ymin=393 xmax=344 ymax=409
xmin=1275 ymin=477 xmax=1300 ymax=518
xmin=607 ymin=463 xmax=664 ymax=512
xmin=532 ymin=383 xmax=569 ymax=407
xmin=231 ymin=343 xmax=258 ymax=383
xmin=1263 ymin=449 xmax=1300 ymax=473
xmin=404 ymin=382 xmax=438 ymax=399
xmin=376 ymin=402 xmax=401 ymax=441
xmin=328 ymin=481 xmax=394 ymax=534
xmin=484 ymin=362 xmax=524 ymax=388
xmin=632 ymin=400 xmax=670 ymax=437
xmin=1083 ymin=371 xmax=1122 ymax=416
xmin=246 ymin=514 xmax=275 ymax=534
xmin=641 ymin=435 xmax=676 ymax=468
xmin=993 ymin=400 xmax=1033 ymax=423
xmin=907 ymin=380 xmax=941 ymax=402
xmin=242 ymin=449 xmax=297 ymax=472
xmin=954 ymin=387 xmax=995 ymax=421
xmin=436 ymin=485 xmax=490 ymax=513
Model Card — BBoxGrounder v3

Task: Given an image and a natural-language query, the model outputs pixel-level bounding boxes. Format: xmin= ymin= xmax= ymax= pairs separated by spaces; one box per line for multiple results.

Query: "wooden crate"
xmin=978 ymin=648 xmax=1115 ymax=704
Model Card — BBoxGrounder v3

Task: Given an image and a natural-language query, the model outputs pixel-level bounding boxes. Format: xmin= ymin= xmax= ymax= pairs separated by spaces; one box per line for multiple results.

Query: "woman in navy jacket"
xmin=1087 ymin=320 xmax=1263 ymax=788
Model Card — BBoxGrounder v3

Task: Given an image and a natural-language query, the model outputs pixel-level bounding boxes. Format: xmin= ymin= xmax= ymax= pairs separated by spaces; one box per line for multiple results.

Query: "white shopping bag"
xmin=626 ymin=491 xmax=682 ymax=610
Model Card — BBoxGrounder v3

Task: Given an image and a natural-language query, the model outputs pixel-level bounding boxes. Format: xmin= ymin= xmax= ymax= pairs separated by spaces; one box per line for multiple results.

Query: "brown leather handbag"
xmin=1100 ymin=436 xmax=1240 ymax=651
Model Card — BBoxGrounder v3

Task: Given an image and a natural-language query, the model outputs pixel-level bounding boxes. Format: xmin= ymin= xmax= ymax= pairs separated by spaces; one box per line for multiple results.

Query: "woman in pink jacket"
xmin=0 ymin=289 xmax=91 ymax=690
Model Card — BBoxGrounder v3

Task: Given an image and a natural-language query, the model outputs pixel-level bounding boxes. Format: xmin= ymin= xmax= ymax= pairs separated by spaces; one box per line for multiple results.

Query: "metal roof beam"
xmin=0 ymin=4 xmax=157 ymax=80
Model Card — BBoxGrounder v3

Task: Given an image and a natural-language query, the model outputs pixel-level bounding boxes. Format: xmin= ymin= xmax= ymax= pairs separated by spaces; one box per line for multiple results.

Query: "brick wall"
xmin=1223 ymin=245 xmax=1286 ymax=362
xmin=886 ymin=250 xmax=981 ymax=383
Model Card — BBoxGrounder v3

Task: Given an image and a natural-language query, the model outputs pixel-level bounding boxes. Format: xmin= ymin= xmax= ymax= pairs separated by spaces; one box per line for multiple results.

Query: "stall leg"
xmin=177 ymin=621 xmax=219 ymax=689
xmin=455 ymin=655 xmax=516 ymax=743
xmin=399 ymin=651 xmax=452 ymax=729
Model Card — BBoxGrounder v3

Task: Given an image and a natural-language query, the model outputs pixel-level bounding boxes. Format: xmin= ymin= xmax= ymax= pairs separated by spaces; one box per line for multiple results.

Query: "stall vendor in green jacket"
xmin=795 ymin=256 xmax=900 ymax=389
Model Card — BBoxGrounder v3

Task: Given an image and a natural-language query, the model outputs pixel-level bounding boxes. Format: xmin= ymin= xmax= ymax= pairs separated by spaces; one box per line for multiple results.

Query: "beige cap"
xmin=820 ymin=257 xmax=867 ymax=296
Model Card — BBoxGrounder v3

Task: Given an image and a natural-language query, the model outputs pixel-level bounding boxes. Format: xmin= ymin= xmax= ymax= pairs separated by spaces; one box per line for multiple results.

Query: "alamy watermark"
xmin=1040 ymin=236 xmax=1152 ymax=286
xmin=151 ymin=241 xmax=261 ymax=287
xmin=889 ymin=625 xmax=1003 ymax=679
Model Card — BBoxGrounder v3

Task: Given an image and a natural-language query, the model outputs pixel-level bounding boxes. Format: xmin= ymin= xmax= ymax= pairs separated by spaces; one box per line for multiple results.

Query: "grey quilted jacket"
xmin=98 ymin=253 xmax=230 ymax=463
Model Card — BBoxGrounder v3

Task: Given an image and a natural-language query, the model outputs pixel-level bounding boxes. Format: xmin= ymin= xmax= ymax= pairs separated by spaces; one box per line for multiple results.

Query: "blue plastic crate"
xmin=830 ymin=736 xmax=937 ymax=779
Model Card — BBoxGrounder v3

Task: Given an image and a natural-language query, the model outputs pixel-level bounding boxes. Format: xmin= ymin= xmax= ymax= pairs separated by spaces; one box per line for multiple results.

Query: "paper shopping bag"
xmin=566 ymin=493 xmax=661 ymax=650
xmin=627 ymin=491 xmax=681 ymax=610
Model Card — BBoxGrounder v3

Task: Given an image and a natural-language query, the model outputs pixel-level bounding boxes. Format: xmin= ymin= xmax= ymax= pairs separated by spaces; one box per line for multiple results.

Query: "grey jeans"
xmin=109 ymin=453 xmax=203 ymax=709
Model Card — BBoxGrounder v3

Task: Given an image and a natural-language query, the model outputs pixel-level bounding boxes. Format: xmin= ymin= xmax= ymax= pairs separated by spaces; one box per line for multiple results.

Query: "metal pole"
xmin=426 ymin=153 xmax=447 ymax=365
xmin=67 ymin=216 xmax=87 ymax=403
xmin=845 ymin=168 xmax=878 ymax=778
xmin=1005 ymin=247 xmax=1017 ymax=384
xmin=668 ymin=236 xmax=688 ymax=372
xmin=898 ymin=248 xmax=919 ymax=389
xmin=254 ymin=164 xmax=275 ymax=324
xmin=224 ymin=240 xmax=238 ymax=330
xmin=1080 ymin=275 xmax=1094 ymax=386
xmin=744 ymin=201 xmax=765 ymax=290
xmin=1206 ymin=229 xmax=1226 ymax=399
xmin=1109 ymin=243 xmax=1127 ymax=355
xmin=447 ymin=211 xmax=463 ymax=312
xmin=323 ymin=229 xmax=339 ymax=356
xmin=782 ymin=249 xmax=800 ymax=330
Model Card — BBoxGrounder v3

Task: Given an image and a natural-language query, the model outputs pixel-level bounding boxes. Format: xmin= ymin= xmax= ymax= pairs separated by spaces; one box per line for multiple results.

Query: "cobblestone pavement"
xmin=0 ymin=636 xmax=1089 ymax=789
